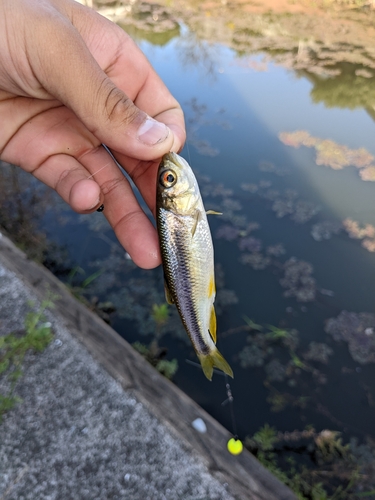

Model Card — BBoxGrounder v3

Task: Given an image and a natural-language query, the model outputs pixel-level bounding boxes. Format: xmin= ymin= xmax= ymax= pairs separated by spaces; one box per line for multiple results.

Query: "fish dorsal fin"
xmin=191 ymin=209 xmax=203 ymax=237
xmin=164 ymin=279 xmax=174 ymax=305
xmin=208 ymin=305 xmax=217 ymax=343
xmin=206 ymin=210 xmax=222 ymax=216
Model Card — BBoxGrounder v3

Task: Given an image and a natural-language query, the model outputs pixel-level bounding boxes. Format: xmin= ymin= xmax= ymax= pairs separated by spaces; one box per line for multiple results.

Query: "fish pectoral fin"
xmin=208 ymin=306 xmax=217 ymax=343
xmin=206 ymin=210 xmax=222 ymax=216
xmin=164 ymin=279 xmax=174 ymax=305
xmin=198 ymin=349 xmax=233 ymax=381
xmin=191 ymin=209 xmax=203 ymax=237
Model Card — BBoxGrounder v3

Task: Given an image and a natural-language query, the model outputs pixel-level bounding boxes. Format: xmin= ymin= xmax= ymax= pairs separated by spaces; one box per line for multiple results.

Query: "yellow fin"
xmin=191 ymin=210 xmax=202 ymax=237
xmin=208 ymin=306 xmax=217 ymax=343
xmin=164 ymin=280 xmax=174 ymax=305
xmin=208 ymin=275 xmax=215 ymax=299
xmin=206 ymin=210 xmax=222 ymax=216
xmin=198 ymin=348 xmax=233 ymax=381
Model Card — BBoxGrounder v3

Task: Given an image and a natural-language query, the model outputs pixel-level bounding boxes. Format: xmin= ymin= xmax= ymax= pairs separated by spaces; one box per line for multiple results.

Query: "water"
xmin=2 ymin=1 xmax=375 ymax=493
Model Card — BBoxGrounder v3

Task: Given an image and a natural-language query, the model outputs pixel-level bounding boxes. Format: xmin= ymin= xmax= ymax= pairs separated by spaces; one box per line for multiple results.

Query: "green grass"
xmin=0 ymin=297 xmax=54 ymax=421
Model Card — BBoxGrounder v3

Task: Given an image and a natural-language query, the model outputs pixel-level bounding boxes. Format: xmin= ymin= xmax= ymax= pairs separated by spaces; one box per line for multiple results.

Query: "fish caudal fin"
xmin=198 ymin=348 xmax=233 ymax=381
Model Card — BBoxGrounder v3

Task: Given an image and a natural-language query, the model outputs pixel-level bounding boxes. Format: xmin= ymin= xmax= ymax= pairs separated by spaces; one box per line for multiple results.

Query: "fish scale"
xmin=156 ymin=152 xmax=233 ymax=380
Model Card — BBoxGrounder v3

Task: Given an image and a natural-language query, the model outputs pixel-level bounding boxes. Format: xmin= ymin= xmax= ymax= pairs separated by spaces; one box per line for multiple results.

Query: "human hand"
xmin=0 ymin=0 xmax=185 ymax=269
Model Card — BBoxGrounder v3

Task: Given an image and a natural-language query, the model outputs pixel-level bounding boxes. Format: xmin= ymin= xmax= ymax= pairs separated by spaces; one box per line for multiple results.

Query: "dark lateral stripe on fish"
xmin=158 ymin=210 xmax=210 ymax=356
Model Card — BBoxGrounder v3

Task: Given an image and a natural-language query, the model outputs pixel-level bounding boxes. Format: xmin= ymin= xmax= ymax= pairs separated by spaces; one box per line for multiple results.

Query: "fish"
xmin=156 ymin=152 xmax=233 ymax=381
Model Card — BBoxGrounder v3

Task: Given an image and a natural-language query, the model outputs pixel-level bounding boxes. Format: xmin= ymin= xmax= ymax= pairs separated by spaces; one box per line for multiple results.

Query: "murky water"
xmin=2 ymin=1 xmax=375 ymax=494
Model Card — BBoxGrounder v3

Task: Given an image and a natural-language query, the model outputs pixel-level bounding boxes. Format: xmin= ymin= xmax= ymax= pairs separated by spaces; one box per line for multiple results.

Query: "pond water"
xmin=2 ymin=1 xmax=375 ymax=494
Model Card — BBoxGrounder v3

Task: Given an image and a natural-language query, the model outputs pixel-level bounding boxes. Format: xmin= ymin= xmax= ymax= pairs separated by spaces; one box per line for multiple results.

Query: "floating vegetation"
xmin=279 ymin=130 xmax=375 ymax=180
xmin=311 ymin=220 xmax=343 ymax=241
xmin=343 ymin=218 xmax=375 ymax=252
xmin=359 ymin=165 xmax=375 ymax=181
xmin=325 ymin=311 xmax=375 ymax=365
xmin=279 ymin=257 xmax=317 ymax=302
xmin=245 ymin=424 xmax=374 ymax=499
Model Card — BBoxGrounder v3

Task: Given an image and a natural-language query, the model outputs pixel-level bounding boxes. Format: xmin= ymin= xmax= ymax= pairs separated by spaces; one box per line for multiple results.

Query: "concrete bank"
xmin=0 ymin=233 xmax=295 ymax=500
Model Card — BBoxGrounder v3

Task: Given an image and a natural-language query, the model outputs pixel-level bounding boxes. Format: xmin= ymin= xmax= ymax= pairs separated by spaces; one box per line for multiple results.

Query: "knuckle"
xmin=100 ymin=176 xmax=124 ymax=196
xmin=100 ymin=81 xmax=138 ymax=125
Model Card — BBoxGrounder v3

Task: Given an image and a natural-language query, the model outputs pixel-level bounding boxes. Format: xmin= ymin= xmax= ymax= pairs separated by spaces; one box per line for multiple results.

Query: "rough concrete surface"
xmin=0 ymin=261 xmax=235 ymax=500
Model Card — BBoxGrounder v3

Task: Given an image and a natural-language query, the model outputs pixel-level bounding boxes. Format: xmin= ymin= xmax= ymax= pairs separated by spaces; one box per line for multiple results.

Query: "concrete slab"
xmin=0 ymin=232 xmax=296 ymax=500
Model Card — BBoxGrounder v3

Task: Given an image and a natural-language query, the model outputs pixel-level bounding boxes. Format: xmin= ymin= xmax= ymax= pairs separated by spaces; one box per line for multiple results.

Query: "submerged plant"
xmin=132 ymin=341 xmax=178 ymax=380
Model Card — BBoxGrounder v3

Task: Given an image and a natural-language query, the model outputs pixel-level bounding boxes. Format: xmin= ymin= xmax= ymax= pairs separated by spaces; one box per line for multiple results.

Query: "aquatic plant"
xmin=279 ymin=130 xmax=375 ymax=180
xmin=240 ymin=183 xmax=258 ymax=193
xmin=272 ymin=197 xmax=294 ymax=218
xmin=266 ymin=243 xmax=286 ymax=256
xmin=258 ymin=160 xmax=276 ymax=172
xmin=215 ymin=224 xmax=239 ymax=241
xmin=238 ymin=236 xmax=262 ymax=252
xmin=215 ymin=289 xmax=239 ymax=314
xmin=359 ymin=165 xmax=375 ymax=181
xmin=239 ymin=252 xmax=271 ymax=270
xmin=266 ymin=391 xmax=289 ymax=413
xmin=343 ymin=218 xmax=375 ymax=252
xmin=247 ymin=423 xmax=278 ymax=452
xmin=311 ymin=220 xmax=343 ymax=241
xmin=265 ymin=359 xmax=287 ymax=382
xmin=343 ymin=218 xmax=375 ymax=240
xmin=279 ymin=257 xmax=317 ymax=302
xmin=155 ymin=358 xmax=179 ymax=380
xmin=238 ymin=344 xmax=266 ymax=368
xmin=315 ymin=430 xmax=348 ymax=462
xmin=151 ymin=303 xmax=169 ymax=338
xmin=290 ymin=200 xmax=320 ymax=224
xmin=325 ymin=311 xmax=375 ymax=365
xmin=132 ymin=341 xmax=178 ymax=380
xmin=303 ymin=342 xmax=333 ymax=364
xmin=244 ymin=423 xmax=369 ymax=499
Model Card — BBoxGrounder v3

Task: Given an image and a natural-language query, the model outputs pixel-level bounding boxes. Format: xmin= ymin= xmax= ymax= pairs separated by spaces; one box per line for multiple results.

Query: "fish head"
xmin=157 ymin=152 xmax=200 ymax=214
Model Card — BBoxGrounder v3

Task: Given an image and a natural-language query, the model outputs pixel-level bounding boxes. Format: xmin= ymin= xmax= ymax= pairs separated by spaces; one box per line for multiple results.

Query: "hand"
xmin=0 ymin=0 xmax=185 ymax=268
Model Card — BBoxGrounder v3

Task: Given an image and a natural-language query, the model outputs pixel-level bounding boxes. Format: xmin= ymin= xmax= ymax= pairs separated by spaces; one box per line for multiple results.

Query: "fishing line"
xmin=86 ymin=161 xmax=111 ymax=180
xmin=222 ymin=374 xmax=238 ymax=440
xmin=216 ymin=333 xmax=243 ymax=454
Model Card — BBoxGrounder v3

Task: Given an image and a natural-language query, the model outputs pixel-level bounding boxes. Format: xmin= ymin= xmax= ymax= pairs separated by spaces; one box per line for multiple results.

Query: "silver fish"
xmin=156 ymin=152 xmax=233 ymax=381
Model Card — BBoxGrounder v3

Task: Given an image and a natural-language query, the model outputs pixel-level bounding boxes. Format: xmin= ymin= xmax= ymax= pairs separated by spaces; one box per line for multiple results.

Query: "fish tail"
xmin=198 ymin=348 xmax=234 ymax=381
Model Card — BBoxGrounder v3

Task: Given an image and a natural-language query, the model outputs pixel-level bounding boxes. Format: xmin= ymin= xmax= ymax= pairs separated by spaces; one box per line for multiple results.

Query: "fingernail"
xmin=88 ymin=197 xmax=101 ymax=210
xmin=137 ymin=117 xmax=169 ymax=146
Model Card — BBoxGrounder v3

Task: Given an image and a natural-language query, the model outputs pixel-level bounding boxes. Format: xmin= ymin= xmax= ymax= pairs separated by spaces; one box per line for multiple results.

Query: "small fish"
xmin=156 ymin=152 xmax=233 ymax=381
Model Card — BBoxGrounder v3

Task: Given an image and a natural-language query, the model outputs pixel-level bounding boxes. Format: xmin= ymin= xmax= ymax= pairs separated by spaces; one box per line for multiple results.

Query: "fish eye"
xmin=160 ymin=169 xmax=177 ymax=188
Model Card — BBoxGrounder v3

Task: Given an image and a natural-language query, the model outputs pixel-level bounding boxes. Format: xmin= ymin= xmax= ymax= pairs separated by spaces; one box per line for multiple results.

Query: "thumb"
xmin=30 ymin=4 xmax=176 ymax=159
